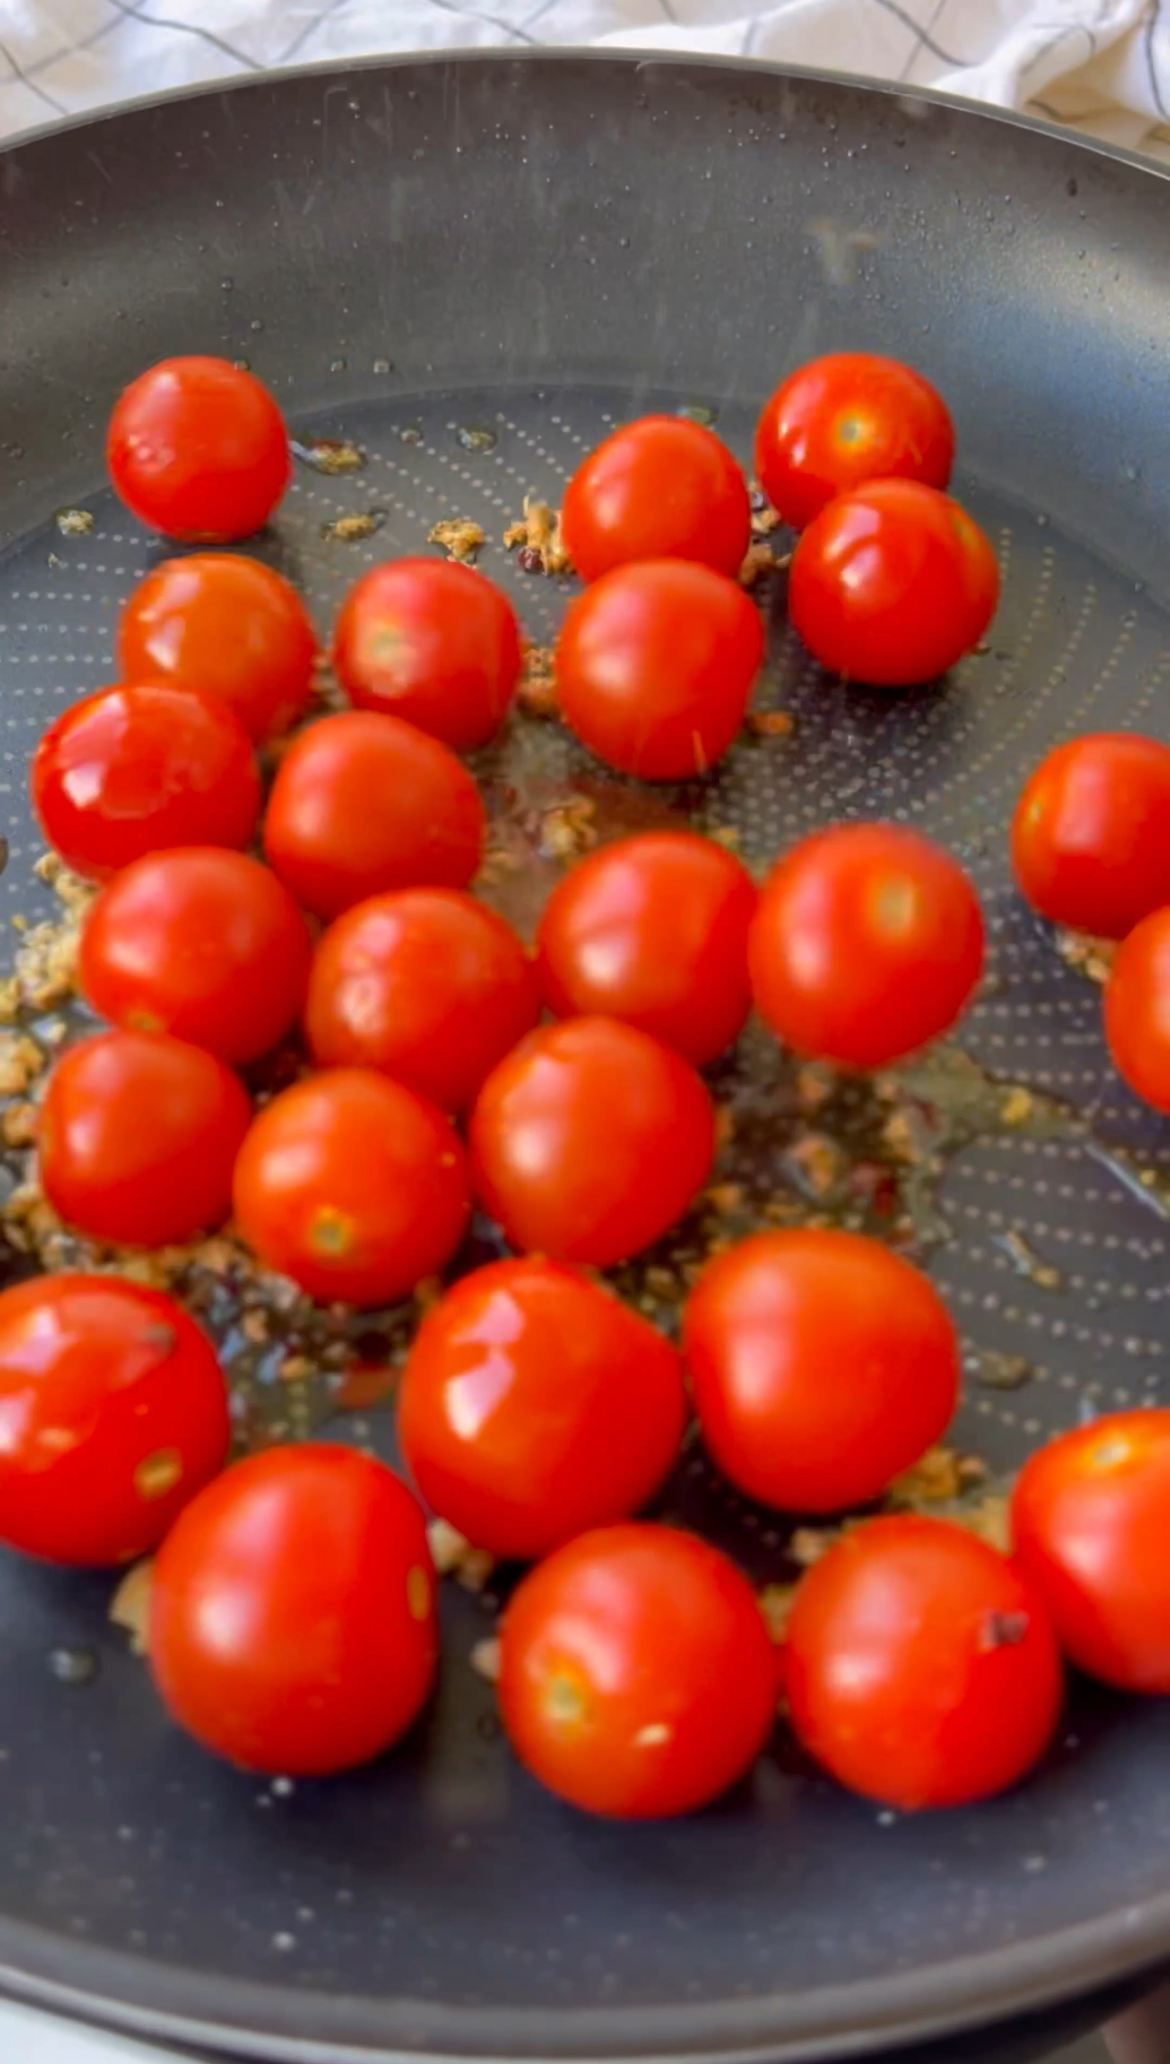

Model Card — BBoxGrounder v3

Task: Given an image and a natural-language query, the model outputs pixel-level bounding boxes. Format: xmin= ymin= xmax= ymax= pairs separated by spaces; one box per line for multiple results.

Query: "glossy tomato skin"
xmin=263 ymin=711 xmax=486 ymax=922
xmin=683 ymin=1230 xmax=959 ymax=1514
xmin=556 ymin=560 xmax=764 ymax=780
xmin=1012 ymin=1410 xmax=1170 ymax=1693
xmin=754 ymin=353 xmax=954 ymax=531
xmin=499 ymin=1522 xmax=777 ymax=1817
xmin=470 ymin=1016 xmax=715 ymax=1268
xmin=40 ymin=1029 xmax=251 ymax=1247
xmin=786 ymin=1516 xmax=1063 ymax=1810
xmin=789 ymin=480 xmax=998 ymax=686
xmin=1012 ymin=734 xmax=1170 ymax=940
xmin=561 ymin=417 xmax=751 ymax=583
xmin=536 ymin=831 xmax=757 ymax=1065
xmin=32 ymin=683 xmax=260 ymax=881
xmin=333 ymin=558 xmax=522 ymax=751
xmin=232 ymin=1068 xmax=470 ymax=1307
xmin=106 ymin=357 xmax=289 ymax=542
xmin=305 ymin=888 xmax=540 ymax=1112
xmin=150 ymin=1445 xmax=437 ymax=1775
xmin=79 ymin=847 xmax=312 ymax=1068
xmin=400 ymin=1259 xmax=687 ymax=1560
xmin=0 ymin=1274 xmax=229 ymax=1566
xmin=749 ymin=822 xmax=984 ymax=1069
xmin=118 ymin=554 xmax=316 ymax=744
xmin=1104 ymin=909 xmax=1170 ymax=1113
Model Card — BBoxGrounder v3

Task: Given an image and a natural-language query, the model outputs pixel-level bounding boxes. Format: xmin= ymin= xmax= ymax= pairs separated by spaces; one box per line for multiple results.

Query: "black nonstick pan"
xmin=2 ymin=49 xmax=1170 ymax=2064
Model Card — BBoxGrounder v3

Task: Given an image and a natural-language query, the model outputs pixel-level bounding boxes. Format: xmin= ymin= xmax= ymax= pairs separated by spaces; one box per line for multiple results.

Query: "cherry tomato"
xmin=788 ymin=480 xmax=998 ymax=686
xmin=1012 ymin=734 xmax=1170 ymax=940
xmin=232 ymin=1068 xmax=470 ymax=1307
xmin=536 ymin=831 xmax=756 ymax=1065
xmin=749 ymin=822 xmax=984 ymax=1069
xmin=400 ymin=1259 xmax=687 ymax=1560
xmin=785 ymin=1516 xmax=1063 ymax=1810
xmin=498 ymin=1522 xmax=777 ymax=1817
xmin=305 ymin=888 xmax=539 ymax=1112
xmin=150 ymin=1445 xmax=437 ymax=1775
xmin=470 ymin=1016 xmax=715 ymax=1268
xmin=333 ymin=557 xmax=522 ymax=751
xmin=556 ymin=560 xmax=764 ymax=780
xmin=0 ymin=1274 xmax=228 ymax=1566
xmin=1104 ymin=909 xmax=1170 ymax=1113
xmin=118 ymin=554 xmax=316 ymax=744
xmin=40 ymin=1029 xmax=251 ymax=1247
xmin=561 ymin=416 xmax=751 ymax=583
xmin=263 ymin=711 xmax=485 ymax=922
xmin=106 ymin=357 xmax=289 ymax=542
xmin=754 ymin=353 xmax=954 ymax=531
xmin=683 ymin=1230 xmax=958 ymax=1514
xmin=79 ymin=847 xmax=312 ymax=1068
xmin=31 ymin=682 xmax=260 ymax=882
xmin=1013 ymin=1410 xmax=1170 ymax=1694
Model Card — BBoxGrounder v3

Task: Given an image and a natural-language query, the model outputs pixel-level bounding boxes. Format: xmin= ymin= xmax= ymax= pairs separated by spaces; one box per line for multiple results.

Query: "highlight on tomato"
xmin=333 ymin=557 xmax=522 ymax=752
xmin=118 ymin=553 xmax=317 ymax=744
xmin=754 ymin=352 xmax=954 ymax=531
xmin=561 ymin=415 xmax=751 ymax=583
xmin=107 ymin=356 xmax=290 ymax=542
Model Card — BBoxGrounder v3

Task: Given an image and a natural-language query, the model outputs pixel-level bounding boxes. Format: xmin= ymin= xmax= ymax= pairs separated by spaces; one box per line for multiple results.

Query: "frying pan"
xmin=2 ymin=48 xmax=1170 ymax=2064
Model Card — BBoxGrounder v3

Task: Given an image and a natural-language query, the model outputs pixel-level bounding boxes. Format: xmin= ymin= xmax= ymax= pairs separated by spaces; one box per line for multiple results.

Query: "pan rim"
xmin=2 ymin=45 xmax=1170 ymax=2063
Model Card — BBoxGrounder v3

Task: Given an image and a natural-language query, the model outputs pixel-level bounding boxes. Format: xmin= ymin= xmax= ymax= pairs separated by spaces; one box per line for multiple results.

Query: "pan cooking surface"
xmin=1 ymin=54 xmax=1170 ymax=2063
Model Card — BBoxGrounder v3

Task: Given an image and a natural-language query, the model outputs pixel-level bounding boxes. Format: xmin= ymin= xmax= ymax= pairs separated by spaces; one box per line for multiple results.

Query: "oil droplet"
xmin=372 ymin=357 xmax=392 ymax=375
xmin=232 ymin=358 xmax=251 ymax=372
xmin=456 ymin=424 xmax=498 ymax=454
xmin=329 ymin=357 xmax=347 ymax=374
xmin=677 ymin=402 xmax=717 ymax=426
xmin=48 ymin=1646 xmax=97 ymax=1686
xmin=249 ymin=318 xmax=264 ymax=333
xmin=220 ymin=277 xmax=234 ymax=291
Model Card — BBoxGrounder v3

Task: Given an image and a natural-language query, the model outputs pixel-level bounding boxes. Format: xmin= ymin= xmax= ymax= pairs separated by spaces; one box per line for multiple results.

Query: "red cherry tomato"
xmin=79 ymin=847 xmax=311 ymax=1068
xmin=305 ymin=888 xmax=539 ymax=1113
xmin=683 ymin=1230 xmax=959 ymax=1514
xmin=263 ymin=711 xmax=485 ymax=922
xmin=31 ymin=683 xmax=260 ymax=882
xmin=1013 ymin=1410 xmax=1170 ymax=1694
xmin=1012 ymin=733 xmax=1170 ymax=940
xmin=150 ymin=1445 xmax=437 ymax=1775
xmin=788 ymin=480 xmax=998 ymax=686
xmin=536 ymin=831 xmax=756 ymax=1065
xmin=118 ymin=554 xmax=316 ymax=744
xmin=498 ymin=1522 xmax=777 ymax=1818
xmin=754 ymin=353 xmax=954 ymax=531
xmin=749 ymin=822 xmax=984 ymax=1069
xmin=561 ymin=416 xmax=751 ymax=583
xmin=106 ymin=357 xmax=289 ymax=542
xmin=40 ymin=1029 xmax=251 ymax=1247
xmin=333 ymin=558 xmax=522 ymax=752
xmin=0 ymin=1274 xmax=228 ymax=1566
xmin=1104 ymin=910 xmax=1170 ymax=1113
xmin=785 ymin=1516 xmax=1063 ymax=1810
xmin=556 ymin=561 xmax=764 ymax=780
xmin=470 ymin=1016 xmax=715 ymax=1268
xmin=400 ymin=1259 xmax=687 ymax=1560
xmin=232 ymin=1068 xmax=469 ymax=1307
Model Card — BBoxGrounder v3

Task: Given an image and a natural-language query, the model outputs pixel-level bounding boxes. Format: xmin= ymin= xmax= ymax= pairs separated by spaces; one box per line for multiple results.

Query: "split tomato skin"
xmin=1011 ymin=734 xmax=1170 ymax=940
xmin=118 ymin=554 xmax=316 ymax=744
xmin=788 ymin=479 xmax=998 ymax=686
xmin=150 ymin=1445 xmax=438 ymax=1776
xmin=31 ymin=682 xmax=261 ymax=882
xmin=1104 ymin=909 xmax=1170 ymax=1113
xmin=79 ymin=847 xmax=312 ymax=1068
xmin=785 ymin=1516 xmax=1063 ymax=1810
xmin=305 ymin=888 xmax=540 ymax=1113
xmin=469 ymin=1016 xmax=716 ymax=1268
xmin=561 ymin=416 xmax=751 ymax=583
xmin=1012 ymin=1410 xmax=1170 ymax=1693
xmin=683 ymin=1229 xmax=960 ymax=1514
xmin=39 ymin=1029 xmax=251 ymax=1248
xmin=107 ymin=356 xmax=290 ymax=542
xmin=399 ymin=1258 xmax=688 ymax=1561
xmin=0 ymin=1274 xmax=229 ymax=1567
xmin=754 ymin=352 xmax=954 ymax=531
xmin=556 ymin=560 xmax=764 ymax=780
xmin=536 ymin=831 xmax=757 ymax=1065
xmin=498 ymin=1522 xmax=779 ymax=1817
xmin=232 ymin=1067 xmax=470 ymax=1308
xmin=333 ymin=557 xmax=522 ymax=752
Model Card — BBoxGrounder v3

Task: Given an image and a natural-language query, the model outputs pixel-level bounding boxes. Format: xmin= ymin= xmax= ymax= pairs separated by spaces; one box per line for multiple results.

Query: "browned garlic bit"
xmin=504 ymin=496 xmax=573 ymax=576
xmin=427 ymin=517 xmax=485 ymax=564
